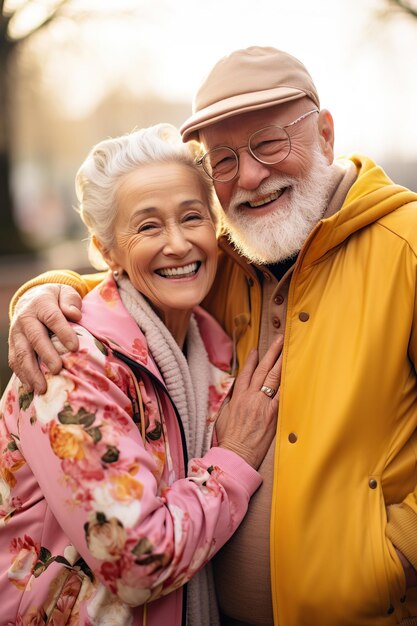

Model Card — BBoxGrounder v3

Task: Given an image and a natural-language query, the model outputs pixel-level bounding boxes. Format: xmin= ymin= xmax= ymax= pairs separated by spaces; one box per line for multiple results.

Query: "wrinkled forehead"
xmin=199 ymin=98 xmax=313 ymax=150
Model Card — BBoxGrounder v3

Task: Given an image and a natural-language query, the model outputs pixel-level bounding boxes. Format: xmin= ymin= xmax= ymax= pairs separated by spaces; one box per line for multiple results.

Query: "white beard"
xmin=221 ymin=149 xmax=335 ymax=264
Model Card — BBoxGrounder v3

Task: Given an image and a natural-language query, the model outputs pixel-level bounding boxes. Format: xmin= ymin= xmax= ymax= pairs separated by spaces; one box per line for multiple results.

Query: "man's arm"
xmin=385 ymin=279 xmax=417 ymax=589
xmin=8 ymin=269 xmax=104 ymax=394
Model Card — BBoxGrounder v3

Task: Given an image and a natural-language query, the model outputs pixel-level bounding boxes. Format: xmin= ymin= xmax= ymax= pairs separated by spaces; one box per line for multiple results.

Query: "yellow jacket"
xmin=207 ymin=154 xmax=417 ymax=625
xmin=13 ymin=155 xmax=417 ymax=625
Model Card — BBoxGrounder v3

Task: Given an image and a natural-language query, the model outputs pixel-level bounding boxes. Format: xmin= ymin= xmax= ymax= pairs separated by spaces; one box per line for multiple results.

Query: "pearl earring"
xmin=113 ymin=270 xmax=119 ymax=280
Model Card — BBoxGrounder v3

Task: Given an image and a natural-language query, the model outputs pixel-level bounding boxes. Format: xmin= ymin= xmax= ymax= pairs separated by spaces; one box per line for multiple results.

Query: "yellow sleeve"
xmin=9 ymin=269 xmax=106 ymax=319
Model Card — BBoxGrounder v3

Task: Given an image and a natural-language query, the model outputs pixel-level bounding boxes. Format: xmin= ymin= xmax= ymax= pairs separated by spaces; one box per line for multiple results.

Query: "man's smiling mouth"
xmin=245 ymin=188 xmax=286 ymax=208
xmin=156 ymin=261 xmax=201 ymax=278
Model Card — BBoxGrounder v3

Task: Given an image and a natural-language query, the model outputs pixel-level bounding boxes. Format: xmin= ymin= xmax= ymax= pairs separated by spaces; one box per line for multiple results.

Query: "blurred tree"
xmin=1 ymin=0 xmax=167 ymax=257
xmin=388 ymin=0 xmax=417 ymax=17
xmin=0 ymin=0 xmax=68 ymax=255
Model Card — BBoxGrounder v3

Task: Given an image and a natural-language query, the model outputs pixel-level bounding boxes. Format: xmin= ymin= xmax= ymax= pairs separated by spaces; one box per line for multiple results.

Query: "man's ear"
xmin=317 ymin=109 xmax=334 ymax=164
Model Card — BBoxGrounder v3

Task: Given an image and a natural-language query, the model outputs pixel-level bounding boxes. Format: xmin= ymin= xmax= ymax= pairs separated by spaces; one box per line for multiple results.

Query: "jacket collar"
xmin=79 ymin=273 xmax=232 ymax=377
xmin=298 ymin=154 xmax=417 ymax=268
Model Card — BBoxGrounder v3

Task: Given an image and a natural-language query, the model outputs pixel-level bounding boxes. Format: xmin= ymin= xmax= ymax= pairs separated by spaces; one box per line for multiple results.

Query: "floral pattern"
xmin=0 ymin=274 xmax=261 ymax=625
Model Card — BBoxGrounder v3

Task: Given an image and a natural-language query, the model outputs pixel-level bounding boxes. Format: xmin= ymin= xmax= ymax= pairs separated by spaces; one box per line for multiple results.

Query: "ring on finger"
xmin=260 ymin=385 xmax=277 ymax=399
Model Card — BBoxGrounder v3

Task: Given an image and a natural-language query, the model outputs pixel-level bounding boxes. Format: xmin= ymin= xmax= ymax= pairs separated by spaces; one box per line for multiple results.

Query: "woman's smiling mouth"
xmin=155 ymin=261 xmax=201 ymax=279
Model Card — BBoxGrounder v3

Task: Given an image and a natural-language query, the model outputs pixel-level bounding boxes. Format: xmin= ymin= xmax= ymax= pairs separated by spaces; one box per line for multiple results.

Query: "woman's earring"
xmin=113 ymin=270 xmax=119 ymax=280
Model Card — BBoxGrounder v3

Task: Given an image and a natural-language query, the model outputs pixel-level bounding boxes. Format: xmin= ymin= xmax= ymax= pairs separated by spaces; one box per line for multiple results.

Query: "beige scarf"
xmin=118 ymin=276 xmax=220 ymax=626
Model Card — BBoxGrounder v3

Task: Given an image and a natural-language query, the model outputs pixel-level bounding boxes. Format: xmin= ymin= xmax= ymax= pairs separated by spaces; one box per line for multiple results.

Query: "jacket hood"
xmin=301 ymin=154 xmax=417 ymax=267
xmin=216 ymin=154 xmax=417 ymax=274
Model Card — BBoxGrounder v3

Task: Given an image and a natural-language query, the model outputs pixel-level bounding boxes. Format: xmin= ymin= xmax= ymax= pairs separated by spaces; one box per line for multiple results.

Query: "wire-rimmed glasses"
xmin=197 ymin=108 xmax=319 ymax=183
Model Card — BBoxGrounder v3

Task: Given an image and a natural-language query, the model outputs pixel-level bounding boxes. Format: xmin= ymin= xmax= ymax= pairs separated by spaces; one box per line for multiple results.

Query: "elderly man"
xmin=8 ymin=47 xmax=417 ymax=626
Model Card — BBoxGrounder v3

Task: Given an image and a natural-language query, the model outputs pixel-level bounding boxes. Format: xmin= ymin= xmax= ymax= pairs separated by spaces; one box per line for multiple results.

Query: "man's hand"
xmin=8 ymin=284 xmax=82 ymax=394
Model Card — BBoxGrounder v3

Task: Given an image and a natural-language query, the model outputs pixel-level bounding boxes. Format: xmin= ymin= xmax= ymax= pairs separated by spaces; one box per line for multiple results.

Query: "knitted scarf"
xmin=118 ymin=276 xmax=220 ymax=626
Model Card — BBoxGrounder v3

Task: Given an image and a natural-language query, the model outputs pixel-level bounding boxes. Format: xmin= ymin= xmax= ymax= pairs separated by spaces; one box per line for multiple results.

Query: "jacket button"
xmin=274 ymin=294 xmax=284 ymax=305
xmin=288 ymin=432 xmax=298 ymax=444
xmin=247 ymin=277 xmax=254 ymax=287
xmin=386 ymin=605 xmax=394 ymax=615
xmin=369 ymin=479 xmax=378 ymax=489
xmin=299 ymin=312 xmax=309 ymax=322
xmin=272 ymin=316 xmax=281 ymax=328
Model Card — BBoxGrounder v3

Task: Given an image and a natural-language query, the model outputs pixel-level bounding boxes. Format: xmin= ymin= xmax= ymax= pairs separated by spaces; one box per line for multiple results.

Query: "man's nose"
xmin=163 ymin=225 xmax=193 ymax=256
xmin=236 ymin=151 xmax=271 ymax=190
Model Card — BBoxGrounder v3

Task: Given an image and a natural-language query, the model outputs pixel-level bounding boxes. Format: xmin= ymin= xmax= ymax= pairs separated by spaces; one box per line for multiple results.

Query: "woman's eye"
xmin=138 ymin=222 xmax=159 ymax=233
xmin=183 ymin=213 xmax=203 ymax=223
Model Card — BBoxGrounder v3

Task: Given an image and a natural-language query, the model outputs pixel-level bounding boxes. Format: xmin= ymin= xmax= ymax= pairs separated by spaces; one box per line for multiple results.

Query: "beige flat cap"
xmin=180 ymin=46 xmax=320 ymax=142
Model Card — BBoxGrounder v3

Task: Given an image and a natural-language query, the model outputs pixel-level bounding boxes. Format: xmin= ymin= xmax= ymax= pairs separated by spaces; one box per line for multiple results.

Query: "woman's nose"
xmin=163 ymin=225 xmax=193 ymax=256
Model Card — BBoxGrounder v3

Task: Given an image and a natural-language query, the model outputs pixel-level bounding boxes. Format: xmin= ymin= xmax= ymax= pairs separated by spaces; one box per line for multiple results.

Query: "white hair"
xmin=75 ymin=123 xmax=216 ymax=269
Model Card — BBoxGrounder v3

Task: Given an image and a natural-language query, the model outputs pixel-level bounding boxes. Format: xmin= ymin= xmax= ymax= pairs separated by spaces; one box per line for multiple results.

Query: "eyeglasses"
xmin=196 ymin=108 xmax=319 ymax=183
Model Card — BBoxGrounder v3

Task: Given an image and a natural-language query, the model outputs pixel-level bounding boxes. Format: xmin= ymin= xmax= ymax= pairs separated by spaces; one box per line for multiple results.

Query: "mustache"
xmin=228 ymin=175 xmax=296 ymax=211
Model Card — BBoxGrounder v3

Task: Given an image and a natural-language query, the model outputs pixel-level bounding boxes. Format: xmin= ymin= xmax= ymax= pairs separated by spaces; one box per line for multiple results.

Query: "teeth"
xmin=157 ymin=262 xmax=199 ymax=278
xmin=248 ymin=190 xmax=282 ymax=208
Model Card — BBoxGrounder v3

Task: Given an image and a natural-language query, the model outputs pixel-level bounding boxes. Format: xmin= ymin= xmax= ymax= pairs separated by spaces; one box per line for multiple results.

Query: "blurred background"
xmin=1 ymin=0 xmax=417 ymax=392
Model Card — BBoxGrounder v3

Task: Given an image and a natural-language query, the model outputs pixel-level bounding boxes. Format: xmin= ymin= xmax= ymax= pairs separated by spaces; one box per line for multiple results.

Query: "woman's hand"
xmin=8 ymin=284 xmax=82 ymax=394
xmin=216 ymin=336 xmax=283 ymax=469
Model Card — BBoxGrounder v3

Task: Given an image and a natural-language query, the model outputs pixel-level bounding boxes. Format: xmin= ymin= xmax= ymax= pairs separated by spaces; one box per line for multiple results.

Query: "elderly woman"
xmin=0 ymin=124 xmax=281 ymax=626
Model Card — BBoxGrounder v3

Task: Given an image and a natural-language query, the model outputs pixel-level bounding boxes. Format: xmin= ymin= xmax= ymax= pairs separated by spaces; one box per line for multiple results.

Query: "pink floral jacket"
xmin=0 ymin=275 xmax=262 ymax=626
